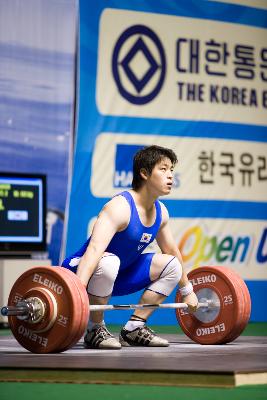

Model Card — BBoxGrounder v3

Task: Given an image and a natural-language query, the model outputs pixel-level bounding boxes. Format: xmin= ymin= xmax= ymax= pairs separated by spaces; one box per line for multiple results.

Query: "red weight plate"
xmin=175 ymin=266 xmax=244 ymax=344
xmin=236 ymin=277 xmax=251 ymax=334
xmin=8 ymin=266 xmax=83 ymax=353
xmin=214 ymin=267 xmax=251 ymax=344
xmin=220 ymin=267 xmax=251 ymax=343
xmin=61 ymin=268 xmax=89 ymax=348
xmin=57 ymin=268 xmax=89 ymax=352
xmin=49 ymin=267 xmax=84 ymax=352
xmin=209 ymin=266 xmax=246 ymax=344
xmin=57 ymin=269 xmax=89 ymax=351
xmin=230 ymin=268 xmax=251 ymax=332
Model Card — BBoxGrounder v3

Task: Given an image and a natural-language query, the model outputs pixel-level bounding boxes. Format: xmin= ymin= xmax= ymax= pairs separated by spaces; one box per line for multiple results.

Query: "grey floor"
xmin=0 ymin=334 xmax=267 ymax=373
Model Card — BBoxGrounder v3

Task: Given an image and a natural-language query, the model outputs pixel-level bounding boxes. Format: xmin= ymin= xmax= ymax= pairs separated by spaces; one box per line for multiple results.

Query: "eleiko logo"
xmin=112 ymin=25 xmax=166 ymax=105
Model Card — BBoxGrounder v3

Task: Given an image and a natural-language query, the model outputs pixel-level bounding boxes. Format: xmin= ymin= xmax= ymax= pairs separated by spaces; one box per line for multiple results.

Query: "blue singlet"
xmin=62 ymin=191 xmax=163 ymax=295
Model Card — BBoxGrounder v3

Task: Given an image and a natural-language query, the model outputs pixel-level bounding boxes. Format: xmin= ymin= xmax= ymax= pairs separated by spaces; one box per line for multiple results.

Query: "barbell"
xmin=1 ymin=265 xmax=251 ymax=353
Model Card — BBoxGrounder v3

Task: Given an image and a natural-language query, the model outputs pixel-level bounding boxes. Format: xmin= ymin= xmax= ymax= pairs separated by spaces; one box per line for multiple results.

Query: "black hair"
xmin=132 ymin=145 xmax=178 ymax=190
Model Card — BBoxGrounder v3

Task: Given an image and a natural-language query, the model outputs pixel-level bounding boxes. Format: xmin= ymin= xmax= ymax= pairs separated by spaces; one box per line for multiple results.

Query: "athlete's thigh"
xmin=61 ymin=251 xmax=115 ymax=274
xmin=112 ymin=253 xmax=154 ymax=296
xmin=150 ymin=253 xmax=177 ymax=281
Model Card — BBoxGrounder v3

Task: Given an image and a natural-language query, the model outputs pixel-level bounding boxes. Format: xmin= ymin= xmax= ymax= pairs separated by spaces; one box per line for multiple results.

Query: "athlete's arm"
xmin=156 ymin=202 xmax=198 ymax=311
xmin=76 ymin=196 xmax=129 ymax=287
xmin=156 ymin=202 xmax=188 ymax=284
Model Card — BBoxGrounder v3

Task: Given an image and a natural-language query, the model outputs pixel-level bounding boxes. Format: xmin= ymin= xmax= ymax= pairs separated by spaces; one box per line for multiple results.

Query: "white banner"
xmin=97 ymin=9 xmax=267 ymax=125
xmin=169 ymin=218 xmax=267 ymax=280
xmin=91 ymin=133 xmax=267 ymax=202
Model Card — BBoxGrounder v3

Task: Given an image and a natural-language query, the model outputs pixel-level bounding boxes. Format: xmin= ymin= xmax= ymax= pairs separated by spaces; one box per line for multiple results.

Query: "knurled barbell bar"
xmin=1 ymin=265 xmax=251 ymax=353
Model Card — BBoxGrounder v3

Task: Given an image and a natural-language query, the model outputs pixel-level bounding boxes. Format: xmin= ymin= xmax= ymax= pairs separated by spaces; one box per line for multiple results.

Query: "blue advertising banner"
xmin=66 ymin=0 xmax=267 ymax=323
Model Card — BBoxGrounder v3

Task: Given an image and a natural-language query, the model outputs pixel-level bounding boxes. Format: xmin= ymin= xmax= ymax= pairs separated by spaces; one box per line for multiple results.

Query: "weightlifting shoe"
xmin=84 ymin=325 xmax=121 ymax=349
xmin=119 ymin=325 xmax=169 ymax=347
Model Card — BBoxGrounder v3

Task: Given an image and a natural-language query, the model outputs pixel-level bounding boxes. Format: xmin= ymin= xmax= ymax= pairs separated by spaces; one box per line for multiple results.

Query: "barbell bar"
xmin=1 ymin=265 xmax=251 ymax=353
xmin=1 ymin=299 xmax=219 ymax=318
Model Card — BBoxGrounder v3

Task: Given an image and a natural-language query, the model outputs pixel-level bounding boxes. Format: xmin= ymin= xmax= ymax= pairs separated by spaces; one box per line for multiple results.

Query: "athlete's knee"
xmin=87 ymin=253 xmax=120 ymax=297
xmin=96 ymin=254 xmax=120 ymax=282
xmin=147 ymin=256 xmax=182 ymax=297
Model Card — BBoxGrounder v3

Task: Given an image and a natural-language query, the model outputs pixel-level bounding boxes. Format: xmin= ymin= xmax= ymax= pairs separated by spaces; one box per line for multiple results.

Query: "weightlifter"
xmin=62 ymin=145 xmax=198 ymax=349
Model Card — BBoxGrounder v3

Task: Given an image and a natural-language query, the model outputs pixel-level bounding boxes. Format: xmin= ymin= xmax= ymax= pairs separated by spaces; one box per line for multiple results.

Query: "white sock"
xmin=124 ymin=320 xmax=145 ymax=332
xmin=87 ymin=320 xmax=105 ymax=332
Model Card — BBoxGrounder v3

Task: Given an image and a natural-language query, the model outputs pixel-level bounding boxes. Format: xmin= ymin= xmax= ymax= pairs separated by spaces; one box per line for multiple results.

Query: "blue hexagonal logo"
xmin=112 ymin=25 xmax=166 ymax=105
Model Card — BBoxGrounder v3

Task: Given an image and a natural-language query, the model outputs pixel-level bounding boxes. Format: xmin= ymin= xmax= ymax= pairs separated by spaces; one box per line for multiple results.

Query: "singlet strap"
xmin=118 ymin=191 xmax=162 ymax=229
xmin=154 ymin=199 xmax=162 ymax=227
xmin=114 ymin=190 xmax=134 ymax=210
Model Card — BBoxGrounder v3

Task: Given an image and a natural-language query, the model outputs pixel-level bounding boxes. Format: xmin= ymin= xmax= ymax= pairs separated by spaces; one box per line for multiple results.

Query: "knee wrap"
xmin=147 ymin=257 xmax=182 ymax=297
xmin=87 ymin=253 xmax=120 ymax=297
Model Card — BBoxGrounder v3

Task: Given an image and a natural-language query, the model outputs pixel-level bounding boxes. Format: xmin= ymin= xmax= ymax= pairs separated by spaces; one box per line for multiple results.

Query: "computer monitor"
xmin=0 ymin=172 xmax=47 ymax=256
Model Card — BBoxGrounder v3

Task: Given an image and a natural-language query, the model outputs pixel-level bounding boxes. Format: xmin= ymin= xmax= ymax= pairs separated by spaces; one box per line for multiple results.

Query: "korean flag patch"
xmin=140 ymin=233 xmax=152 ymax=243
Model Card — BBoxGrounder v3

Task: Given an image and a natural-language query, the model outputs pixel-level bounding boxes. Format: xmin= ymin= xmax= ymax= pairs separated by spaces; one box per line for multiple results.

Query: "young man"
xmin=62 ymin=145 xmax=198 ymax=349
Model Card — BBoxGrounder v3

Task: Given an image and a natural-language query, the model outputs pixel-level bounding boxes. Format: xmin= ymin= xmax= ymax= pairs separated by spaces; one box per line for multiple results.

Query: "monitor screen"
xmin=0 ymin=172 xmax=47 ymax=256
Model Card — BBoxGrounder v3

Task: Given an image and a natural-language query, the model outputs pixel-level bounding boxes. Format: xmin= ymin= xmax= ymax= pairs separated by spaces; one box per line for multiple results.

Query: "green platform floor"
xmin=1 ymin=323 xmax=266 ymax=399
xmin=1 ymin=382 xmax=267 ymax=400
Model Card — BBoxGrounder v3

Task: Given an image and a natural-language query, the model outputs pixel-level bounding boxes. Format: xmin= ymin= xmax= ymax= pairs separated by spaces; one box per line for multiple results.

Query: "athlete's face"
xmin=145 ymin=157 xmax=174 ymax=195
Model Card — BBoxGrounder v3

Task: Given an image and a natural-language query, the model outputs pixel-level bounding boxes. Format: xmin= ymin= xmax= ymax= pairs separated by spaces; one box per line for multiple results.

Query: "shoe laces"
xmin=94 ymin=325 xmax=113 ymax=340
xmin=141 ymin=325 xmax=155 ymax=334
xmin=138 ymin=325 xmax=155 ymax=339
